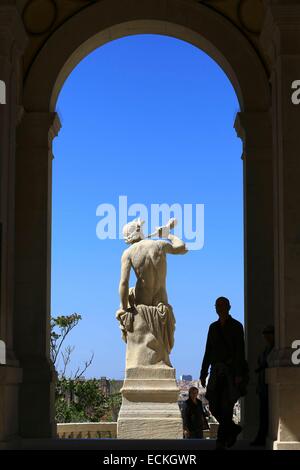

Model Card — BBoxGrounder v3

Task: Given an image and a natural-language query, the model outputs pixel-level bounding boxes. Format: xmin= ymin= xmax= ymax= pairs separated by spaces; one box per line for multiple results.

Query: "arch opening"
xmin=51 ymin=33 xmax=244 ymax=386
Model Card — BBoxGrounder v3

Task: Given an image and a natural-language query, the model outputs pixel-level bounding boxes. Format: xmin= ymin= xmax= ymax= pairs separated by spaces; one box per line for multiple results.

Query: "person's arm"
xmin=200 ymin=326 xmax=212 ymax=387
xmin=118 ymin=251 xmax=131 ymax=310
xmin=198 ymin=399 xmax=209 ymax=430
xmin=162 ymin=234 xmax=188 ymax=255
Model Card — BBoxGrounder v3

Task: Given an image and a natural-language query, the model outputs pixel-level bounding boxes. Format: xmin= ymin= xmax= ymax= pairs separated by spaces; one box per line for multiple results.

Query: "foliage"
xmin=102 ymin=393 xmax=122 ymax=422
xmin=51 ymin=313 xmax=122 ymax=424
xmin=55 ymin=378 xmax=109 ymax=423
xmin=51 ymin=313 xmax=81 ymax=365
xmin=50 ymin=313 xmax=94 ymax=380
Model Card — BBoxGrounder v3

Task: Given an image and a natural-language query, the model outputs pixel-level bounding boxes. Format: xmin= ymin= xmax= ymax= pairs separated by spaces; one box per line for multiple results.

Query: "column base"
xmin=19 ymin=357 xmax=57 ymax=438
xmin=267 ymin=438 xmax=300 ymax=450
xmin=0 ymin=365 xmax=22 ymax=446
xmin=266 ymin=367 xmax=300 ymax=450
xmin=117 ymin=366 xmax=183 ymax=439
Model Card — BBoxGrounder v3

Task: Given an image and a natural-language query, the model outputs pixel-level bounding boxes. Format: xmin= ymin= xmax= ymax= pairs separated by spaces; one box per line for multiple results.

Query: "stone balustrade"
xmin=57 ymin=421 xmax=218 ymax=439
xmin=57 ymin=422 xmax=117 ymax=439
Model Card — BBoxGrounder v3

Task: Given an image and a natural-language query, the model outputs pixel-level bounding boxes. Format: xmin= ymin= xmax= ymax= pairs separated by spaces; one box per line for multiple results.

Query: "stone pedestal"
xmin=117 ymin=367 xmax=183 ymax=439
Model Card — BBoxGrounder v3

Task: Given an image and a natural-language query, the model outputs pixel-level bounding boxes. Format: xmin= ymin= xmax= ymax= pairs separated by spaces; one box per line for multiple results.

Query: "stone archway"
xmin=14 ymin=0 xmax=273 ymax=442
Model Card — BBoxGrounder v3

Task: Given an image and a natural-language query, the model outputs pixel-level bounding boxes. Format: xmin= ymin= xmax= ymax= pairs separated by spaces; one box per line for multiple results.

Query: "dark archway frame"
xmin=15 ymin=0 xmax=273 ymax=440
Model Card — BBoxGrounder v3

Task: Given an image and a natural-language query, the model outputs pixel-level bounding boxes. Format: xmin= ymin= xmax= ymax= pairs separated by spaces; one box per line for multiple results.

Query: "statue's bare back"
xmin=124 ymin=239 xmax=168 ymax=306
xmin=119 ymin=219 xmax=187 ymax=312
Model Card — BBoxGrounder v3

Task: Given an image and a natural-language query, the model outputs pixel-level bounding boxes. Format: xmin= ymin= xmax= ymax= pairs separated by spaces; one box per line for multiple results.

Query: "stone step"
xmin=21 ymin=438 xmax=264 ymax=450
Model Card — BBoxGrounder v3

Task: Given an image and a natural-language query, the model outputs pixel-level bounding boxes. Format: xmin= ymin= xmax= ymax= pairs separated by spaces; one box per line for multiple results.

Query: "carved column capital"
xmin=18 ymin=111 xmax=61 ymax=149
xmin=234 ymin=111 xmax=272 ymax=160
xmin=261 ymin=1 xmax=300 ymax=65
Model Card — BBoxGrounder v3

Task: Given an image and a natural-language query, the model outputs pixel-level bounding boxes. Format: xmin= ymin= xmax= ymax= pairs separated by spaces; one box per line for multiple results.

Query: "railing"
xmin=57 ymin=421 xmax=219 ymax=439
xmin=57 ymin=422 xmax=117 ymax=438
xmin=204 ymin=422 xmax=219 ymax=439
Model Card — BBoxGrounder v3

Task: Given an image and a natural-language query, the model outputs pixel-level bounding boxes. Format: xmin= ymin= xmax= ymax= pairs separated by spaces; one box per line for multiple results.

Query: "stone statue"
xmin=116 ymin=217 xmax=188 ymax=369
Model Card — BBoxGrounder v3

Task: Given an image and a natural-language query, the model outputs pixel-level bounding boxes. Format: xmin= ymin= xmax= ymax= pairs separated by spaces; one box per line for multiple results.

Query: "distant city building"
xmin=98 ymin=377 xmax=124 ymax=396
xmin=99 ymin=376 xmax=110 ymax=396
xmin=180 ymin=374 xmax=192 ymax=381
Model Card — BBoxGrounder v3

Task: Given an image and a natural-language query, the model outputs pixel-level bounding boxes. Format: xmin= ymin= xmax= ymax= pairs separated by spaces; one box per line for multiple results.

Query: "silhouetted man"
xmin=200 ymin=297 xmax=247 ymax=450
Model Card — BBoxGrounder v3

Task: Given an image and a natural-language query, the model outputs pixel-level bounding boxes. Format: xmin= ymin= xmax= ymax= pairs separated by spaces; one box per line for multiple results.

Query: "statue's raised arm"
xmin=162 ymin=233 xmax=188 ymax=255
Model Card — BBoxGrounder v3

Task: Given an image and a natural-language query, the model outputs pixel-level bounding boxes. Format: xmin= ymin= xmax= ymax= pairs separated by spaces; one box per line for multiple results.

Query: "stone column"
xmin=15 ymin=112 xmax=61 ymax=439
xmin=261 ymin=1 xmax=300 ymax=450
xmin=0 ymin=4 xmax=26 ymax=448
xmin=235 ymin=111 xmax=274 ymax=440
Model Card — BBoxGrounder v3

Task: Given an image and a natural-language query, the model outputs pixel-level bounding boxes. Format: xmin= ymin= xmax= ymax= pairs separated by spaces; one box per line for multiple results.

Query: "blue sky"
xmin=51 ymin=34 xmax=243 ymax=380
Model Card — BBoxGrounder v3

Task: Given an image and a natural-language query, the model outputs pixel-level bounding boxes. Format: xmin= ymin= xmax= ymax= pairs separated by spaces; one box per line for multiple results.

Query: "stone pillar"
xmin=0 ymin=4 xmax=26 ymax=448
xmin=235 ymin=111 xmax=274 ymax=440
xmin=15 ymin=112 xmax=61 ymax=439
xmin=261 ymin=1 xmax=300 ymax=450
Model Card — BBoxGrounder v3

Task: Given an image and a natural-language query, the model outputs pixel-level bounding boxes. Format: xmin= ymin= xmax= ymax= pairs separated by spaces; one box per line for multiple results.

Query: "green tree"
xmin=105 ymin=393 xmax=122 ymax=421
xmin=55 ymin=378 xmax=109 ymax=423
xmin=51 ymin=313 xmax=94 ymax=379
xmin=51 ymin=313 xmax=121 ymax=424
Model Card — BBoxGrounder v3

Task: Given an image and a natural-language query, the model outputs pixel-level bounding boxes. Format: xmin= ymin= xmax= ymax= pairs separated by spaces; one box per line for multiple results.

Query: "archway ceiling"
xmin=17 ymin=0 xmax=269 ymax=78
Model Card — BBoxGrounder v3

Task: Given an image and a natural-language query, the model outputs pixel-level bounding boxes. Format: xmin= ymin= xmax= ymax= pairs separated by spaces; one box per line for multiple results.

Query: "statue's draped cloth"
xmin=116 ymin=288 xmax=175 ymax=368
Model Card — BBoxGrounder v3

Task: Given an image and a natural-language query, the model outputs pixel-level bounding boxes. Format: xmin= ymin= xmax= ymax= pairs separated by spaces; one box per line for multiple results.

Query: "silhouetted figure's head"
xmin=215 ymin=296 xmax=231 ymax=321
xmin=188 ymin=386 xmax=198 ymax=402
xmin=262 ymin=324 xmax=275 ymax=347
